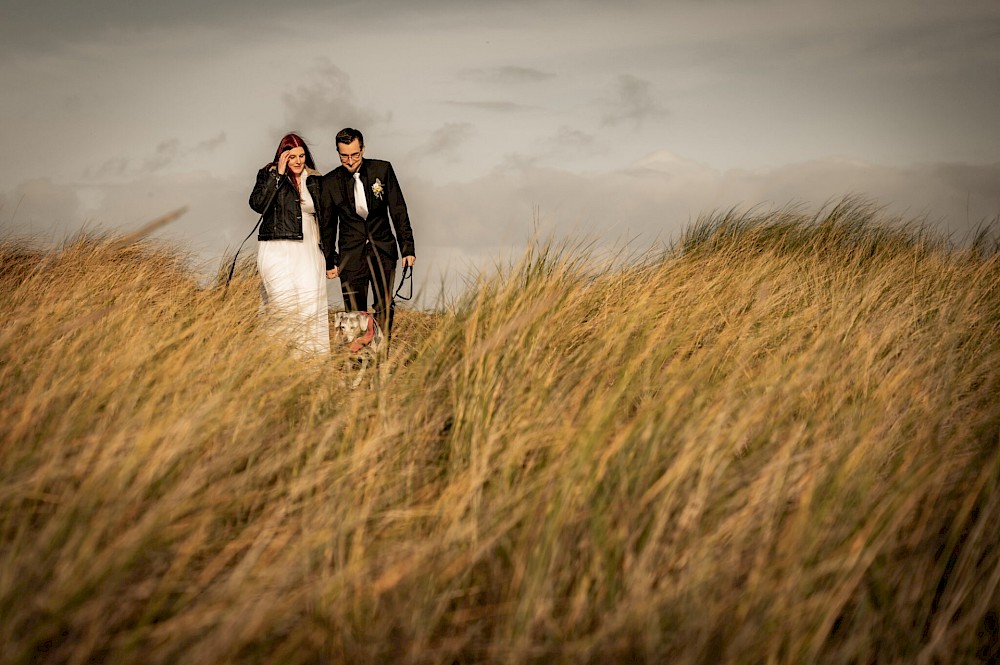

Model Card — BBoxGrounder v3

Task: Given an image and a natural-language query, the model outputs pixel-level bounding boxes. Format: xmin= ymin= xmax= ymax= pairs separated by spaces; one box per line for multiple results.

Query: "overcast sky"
xmin=2 ymin=0 xmax=998 ymax=306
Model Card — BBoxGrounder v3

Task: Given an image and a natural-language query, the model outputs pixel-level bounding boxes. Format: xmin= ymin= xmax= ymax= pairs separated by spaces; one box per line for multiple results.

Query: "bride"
xmin=248 ymin=133 xmax=331 ymax=354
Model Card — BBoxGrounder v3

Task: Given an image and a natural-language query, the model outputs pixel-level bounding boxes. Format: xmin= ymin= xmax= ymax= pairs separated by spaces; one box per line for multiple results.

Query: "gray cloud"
xmin=194 ymin=132 xmax=227 ymax=152
xmin=601 ymin=74 xmax=668 ymax=128
xmin=0 ymin=1 xmax=315 ymax=54
xmin=547 ymin=126 xmax=597 ymax=153
xmin=929 ymin=163 xmax=1000 ymax=206
xmin=405 ymin=123 xmax=476 ymax=163
xmin=673 ymin=0 xmax=1000 ymax=95
xmin=141 ymin=139 xmax=182 ymax=174
xmin=838 ymin=4 xmax=1000 ymax=72
xmin=445 ymin=101 xmax=533 ymax=113
xmin=2 ymin=0 xmax=557 ymax=51
xmin=457 ymin=66 xmax=556 ymax=84
xmin=282 ymin=59 xmax=387 ymax=141
xmin=86 ymin=157 xmax=130 ymax=180
xmin=79 ymin=134 xmax=230 ymax=180
xmin=1 ymin=179 xmax=83 ymax=235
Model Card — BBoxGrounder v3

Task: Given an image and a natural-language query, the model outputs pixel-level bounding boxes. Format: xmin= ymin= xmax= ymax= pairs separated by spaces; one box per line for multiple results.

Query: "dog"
xmin=332 ymin=311 xmax=384 ymax=388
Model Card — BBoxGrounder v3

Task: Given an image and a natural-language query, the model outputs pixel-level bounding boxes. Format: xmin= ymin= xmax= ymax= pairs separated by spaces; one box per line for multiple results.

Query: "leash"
xmin=394 ymin=264 xmax=413 ymax=302
xmin=226 ymin=176 xmax=281 ymax=289
xmin=225 ymin=214 xmax=264 ymax=289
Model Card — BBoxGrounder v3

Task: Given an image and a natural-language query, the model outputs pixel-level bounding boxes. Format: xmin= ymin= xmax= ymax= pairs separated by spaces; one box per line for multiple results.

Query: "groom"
xmin=322 ymin=127 xmax=416 ymax=339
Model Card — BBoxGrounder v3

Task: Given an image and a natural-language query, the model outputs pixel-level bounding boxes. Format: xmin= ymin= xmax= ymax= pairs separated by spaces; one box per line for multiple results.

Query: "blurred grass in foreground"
xmin=1 ymin=200 xmax=998 ymax=663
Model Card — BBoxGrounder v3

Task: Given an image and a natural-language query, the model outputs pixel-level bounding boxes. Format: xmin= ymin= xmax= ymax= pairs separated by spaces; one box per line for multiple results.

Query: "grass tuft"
xmin=2 ymin=202 xmax=998 ymax=663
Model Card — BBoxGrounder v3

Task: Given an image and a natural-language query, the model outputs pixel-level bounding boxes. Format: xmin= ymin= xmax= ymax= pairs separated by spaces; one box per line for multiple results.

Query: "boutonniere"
xmin=371 ymin=178 xmax=384 ymax=200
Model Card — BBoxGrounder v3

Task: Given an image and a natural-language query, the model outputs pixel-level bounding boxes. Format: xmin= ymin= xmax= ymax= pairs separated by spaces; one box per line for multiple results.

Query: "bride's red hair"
xmin=270 ymin=133 xmax=316 ymax=190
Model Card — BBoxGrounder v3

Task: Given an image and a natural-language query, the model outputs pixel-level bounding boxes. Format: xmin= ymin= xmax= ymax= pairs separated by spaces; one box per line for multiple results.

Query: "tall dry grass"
xmin=1 ymin=200 xmax=998 ymax=663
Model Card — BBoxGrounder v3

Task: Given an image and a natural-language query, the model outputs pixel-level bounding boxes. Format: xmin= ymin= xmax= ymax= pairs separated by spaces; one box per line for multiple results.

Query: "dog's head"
xmin=333 ymin=311 xmax=367 ymax=343
xmin=333 ymin=311 xmax=383 ymax=353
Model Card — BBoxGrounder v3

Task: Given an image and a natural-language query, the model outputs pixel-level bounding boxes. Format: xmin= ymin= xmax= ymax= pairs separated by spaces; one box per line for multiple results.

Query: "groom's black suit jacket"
xmin=320 ymin=159 xmax=415 ymax=273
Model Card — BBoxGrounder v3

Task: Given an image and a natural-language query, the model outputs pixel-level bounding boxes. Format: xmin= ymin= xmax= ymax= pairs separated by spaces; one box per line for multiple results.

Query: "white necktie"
xmin=353 ymin=172 xmax=368 ymax=219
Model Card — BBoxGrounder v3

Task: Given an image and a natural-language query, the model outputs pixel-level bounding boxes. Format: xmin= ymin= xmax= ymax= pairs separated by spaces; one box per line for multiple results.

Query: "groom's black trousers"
xmin=339 ymin=245 xmax=396 ymax=337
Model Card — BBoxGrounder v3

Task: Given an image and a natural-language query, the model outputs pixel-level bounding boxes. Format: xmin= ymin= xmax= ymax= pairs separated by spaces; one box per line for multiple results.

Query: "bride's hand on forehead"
xmin=277 ymin=149 xmax=291 ymax=175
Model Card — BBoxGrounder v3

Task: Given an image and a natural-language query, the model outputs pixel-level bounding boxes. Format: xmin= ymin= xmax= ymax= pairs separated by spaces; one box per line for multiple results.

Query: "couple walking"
xmin=248 ymin=128 xmax=416 ymax=355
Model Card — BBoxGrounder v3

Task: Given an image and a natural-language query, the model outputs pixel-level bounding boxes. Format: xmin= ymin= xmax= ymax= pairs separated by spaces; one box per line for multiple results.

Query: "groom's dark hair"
xmin=336 ymin=127 xmax=364 ymax=148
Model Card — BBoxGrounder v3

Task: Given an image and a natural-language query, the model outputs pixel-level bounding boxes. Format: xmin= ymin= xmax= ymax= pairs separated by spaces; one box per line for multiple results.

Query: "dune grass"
xmin=1 ymin=200 xmax=998 ymax=663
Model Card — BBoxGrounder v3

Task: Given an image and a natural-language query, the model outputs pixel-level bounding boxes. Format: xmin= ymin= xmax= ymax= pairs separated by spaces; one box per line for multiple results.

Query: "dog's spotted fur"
xmin=332 ymin=311 xmax=384 ymax=388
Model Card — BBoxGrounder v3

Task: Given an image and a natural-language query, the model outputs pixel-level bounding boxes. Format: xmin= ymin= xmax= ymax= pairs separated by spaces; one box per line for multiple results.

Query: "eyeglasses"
xmin=339 ymin=151 xmax=362 ymax=162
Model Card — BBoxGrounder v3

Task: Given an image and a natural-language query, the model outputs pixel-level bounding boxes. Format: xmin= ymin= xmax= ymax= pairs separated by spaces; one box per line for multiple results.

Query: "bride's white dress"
xmin=257 ymin=172 xmax=330 ymax=355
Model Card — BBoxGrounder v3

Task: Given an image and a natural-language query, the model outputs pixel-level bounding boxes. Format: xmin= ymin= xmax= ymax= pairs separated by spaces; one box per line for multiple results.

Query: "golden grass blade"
xmin=108 ymin=206 xmax=188 ymax=250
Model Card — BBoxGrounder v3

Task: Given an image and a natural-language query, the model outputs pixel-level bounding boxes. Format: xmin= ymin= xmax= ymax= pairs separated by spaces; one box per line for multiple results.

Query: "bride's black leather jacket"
xmin=248 ymin=166 xmax=325 ymax=244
